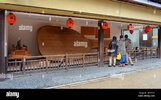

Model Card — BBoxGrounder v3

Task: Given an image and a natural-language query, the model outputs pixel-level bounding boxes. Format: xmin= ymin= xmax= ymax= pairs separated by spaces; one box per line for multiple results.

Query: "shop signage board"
xmin=143 ymin=34 xmax=148 ymax=41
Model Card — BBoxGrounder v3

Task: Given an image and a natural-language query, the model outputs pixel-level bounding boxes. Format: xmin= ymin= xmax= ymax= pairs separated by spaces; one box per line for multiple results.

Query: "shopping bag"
xmin=119 ymin=54 xmax=126 ymax=63
xmin=116 ymin=53 xmax=121 ymax=60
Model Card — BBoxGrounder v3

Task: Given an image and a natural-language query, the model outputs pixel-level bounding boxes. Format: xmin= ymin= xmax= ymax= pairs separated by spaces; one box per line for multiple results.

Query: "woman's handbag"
xmin=108 ymin=49 xmax=115 ymax=53
xmin=116 ymin=53 xmax=121 ymax=60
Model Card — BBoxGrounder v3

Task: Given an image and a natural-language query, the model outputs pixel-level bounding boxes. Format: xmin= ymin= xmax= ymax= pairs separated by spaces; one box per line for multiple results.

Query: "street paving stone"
xmin=0 ymin=58 xmax=161 ymax=89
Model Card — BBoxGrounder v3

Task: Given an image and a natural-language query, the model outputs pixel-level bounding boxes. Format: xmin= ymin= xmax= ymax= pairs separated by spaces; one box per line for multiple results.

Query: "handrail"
xmin=7 ymin=52 xmax=99 ymax=73
xmin=8 ymin=52 xmax=99 ymax=60
xmin=7 ymin=47 xmax=158 ymax=74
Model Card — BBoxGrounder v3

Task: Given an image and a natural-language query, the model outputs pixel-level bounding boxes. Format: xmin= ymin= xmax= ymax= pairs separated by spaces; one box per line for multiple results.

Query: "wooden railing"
xmin=7 ymin=52 xmax=98 ymax=73
xmin=129 ymin=47 xmax=159 ymax=61
xmin=7 ymin=47 xmax=159 ymax=73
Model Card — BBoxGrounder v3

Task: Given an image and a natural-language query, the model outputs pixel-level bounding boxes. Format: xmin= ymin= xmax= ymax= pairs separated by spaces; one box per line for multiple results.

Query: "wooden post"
xmin=65 ymin=54 xmax=68 ymax=69
xmin=82 ymin=54 xmax=85 ymax=67
xmin=22 ymin=58 xmax=26 ymax=74
xmin=98 ymin=20 xmax=104 ymax=67
xmin=5 ymin=57 xmax=8 ymax=74
xmin=158 ymin=26 xmax=161 ymax=58
xmin=46 ymin=58 xmax=48 ymax=72
xmin=0 ymin=10 xmax=6 ymax=78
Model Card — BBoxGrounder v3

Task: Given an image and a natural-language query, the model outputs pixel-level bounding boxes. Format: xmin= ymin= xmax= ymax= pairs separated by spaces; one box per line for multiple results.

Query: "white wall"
xmin=109 ymin=23 xmax=123 ymax=40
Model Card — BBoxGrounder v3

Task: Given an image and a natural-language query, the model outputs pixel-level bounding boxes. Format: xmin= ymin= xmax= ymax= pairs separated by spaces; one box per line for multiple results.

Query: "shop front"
xmin=4 ymin=11 xmax=109 ymax=73
xmin=0 ymin=10 xmax=159 ymax=74
xmin=0 ymin=0 xmax=161 ymax=75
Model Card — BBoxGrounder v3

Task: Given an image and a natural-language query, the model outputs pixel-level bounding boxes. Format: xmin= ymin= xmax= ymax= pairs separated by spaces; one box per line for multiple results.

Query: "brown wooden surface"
xmin=158 ymin=27 xmax=161 ymax=58
xmin=95 ymin=28 xmax=110 ymax=38
xmin=9 ymin=50 xmax=31 ymax=58
xmin=89 ymin=39 xmax=110 ymax=50
xmin=37 ymin=26 xmax=93 ymax=55
xmin=81 ymin=26 xmax=110 ymax=38
xmin=81 ymin=26 xmax=98 ymax=35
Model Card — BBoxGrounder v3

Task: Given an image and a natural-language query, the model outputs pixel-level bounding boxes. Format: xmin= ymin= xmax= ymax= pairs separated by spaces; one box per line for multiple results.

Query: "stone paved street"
xmin=60 ymin=66 xmax=161 ymax=89
xmin=0 ymin=58 xmax=161 ymax=89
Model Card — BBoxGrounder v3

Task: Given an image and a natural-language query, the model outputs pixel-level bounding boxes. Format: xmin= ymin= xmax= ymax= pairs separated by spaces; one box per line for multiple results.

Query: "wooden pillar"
xmin=158 ymin=26 xmax=161 ymax=58
xmin=0 ymin=10 xmax=6 ymax=77
xmin=98 ymin=20 xmax=104 ymax=67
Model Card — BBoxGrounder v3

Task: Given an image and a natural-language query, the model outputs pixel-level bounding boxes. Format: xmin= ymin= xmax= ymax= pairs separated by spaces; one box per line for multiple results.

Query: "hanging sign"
xmin=143 ymin=34 xmax=148 ymax=40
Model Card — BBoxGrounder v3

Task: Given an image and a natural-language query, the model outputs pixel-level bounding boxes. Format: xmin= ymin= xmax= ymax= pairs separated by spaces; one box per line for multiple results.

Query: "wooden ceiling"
xmin=0 ymin=1 xmax=161 ymax=25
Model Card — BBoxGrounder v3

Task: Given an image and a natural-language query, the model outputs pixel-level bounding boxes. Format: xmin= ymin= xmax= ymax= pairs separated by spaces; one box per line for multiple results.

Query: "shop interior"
xmin=7 ymin=11 xmax=159 ymax=58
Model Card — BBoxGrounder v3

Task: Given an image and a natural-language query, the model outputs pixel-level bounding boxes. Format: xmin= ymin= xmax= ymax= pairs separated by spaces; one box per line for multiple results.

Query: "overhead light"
xmin=42 ymin=10 xmax=45 ymax=14
xmin=49 ymin=16 xmax=52 ymax=21
xmin=28 ymin=12 xmax=31 ymax=17
xmin=79 ymin=10 xmax=82 ymax=13
xmin=121 ymin=23 xmax=123 ymax=27
xmin=86 ymin=21 xmax=88 ymax=25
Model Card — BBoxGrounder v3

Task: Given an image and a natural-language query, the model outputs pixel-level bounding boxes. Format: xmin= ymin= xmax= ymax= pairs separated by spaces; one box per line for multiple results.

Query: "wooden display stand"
xmin=9 ymin=49 xmax=31 ymax=59
xmin=9 ymin=40 xmax=31 ymax=58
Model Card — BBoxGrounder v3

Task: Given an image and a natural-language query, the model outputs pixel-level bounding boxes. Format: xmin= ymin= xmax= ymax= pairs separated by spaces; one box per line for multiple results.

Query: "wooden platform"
xmin=9 ymin=50 xmax=31 ymax=58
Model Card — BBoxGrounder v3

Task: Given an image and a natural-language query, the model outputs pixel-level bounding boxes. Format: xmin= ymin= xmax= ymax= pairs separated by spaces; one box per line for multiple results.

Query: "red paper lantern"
xmin=66 ymin=18 xmax=74 ymax=28
xmin=101 ymin=22 xmax=108 ymax=30
xmin=128 ymin=24 xmax=134 ymax=34
xmin=6 ymin=13 xmax=16 ymax=25
xmin=144 ymin=26 xmax=151 ymax=33
xmin=128 ymin=24 xmax=133 ymax=30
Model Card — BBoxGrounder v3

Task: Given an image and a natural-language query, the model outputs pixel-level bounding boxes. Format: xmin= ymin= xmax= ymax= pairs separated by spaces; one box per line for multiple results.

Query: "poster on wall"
xmin=143 ymin=34 xmax=148 ymax=41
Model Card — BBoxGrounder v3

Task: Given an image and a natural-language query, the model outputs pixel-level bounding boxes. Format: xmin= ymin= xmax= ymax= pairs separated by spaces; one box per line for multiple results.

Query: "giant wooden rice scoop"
xmin=37 ymin=26 xmax=92 ymax=55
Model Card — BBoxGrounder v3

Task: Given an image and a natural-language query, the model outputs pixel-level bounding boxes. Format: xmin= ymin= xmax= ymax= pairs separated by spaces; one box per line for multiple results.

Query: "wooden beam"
xmin=98 ymin=20 xmax=104 ymax=67
xmin=0 ymin=10 xmax=6 ymax=77
xmin=0 ymin=3 xmax=161 ymax=25
xmin=158 ymin=26 xmax=161 ymax=58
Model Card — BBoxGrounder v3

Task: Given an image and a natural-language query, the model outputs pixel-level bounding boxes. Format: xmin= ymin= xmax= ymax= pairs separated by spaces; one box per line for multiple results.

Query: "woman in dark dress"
xmin=108 ymin=36 xmax=118 ymax=67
